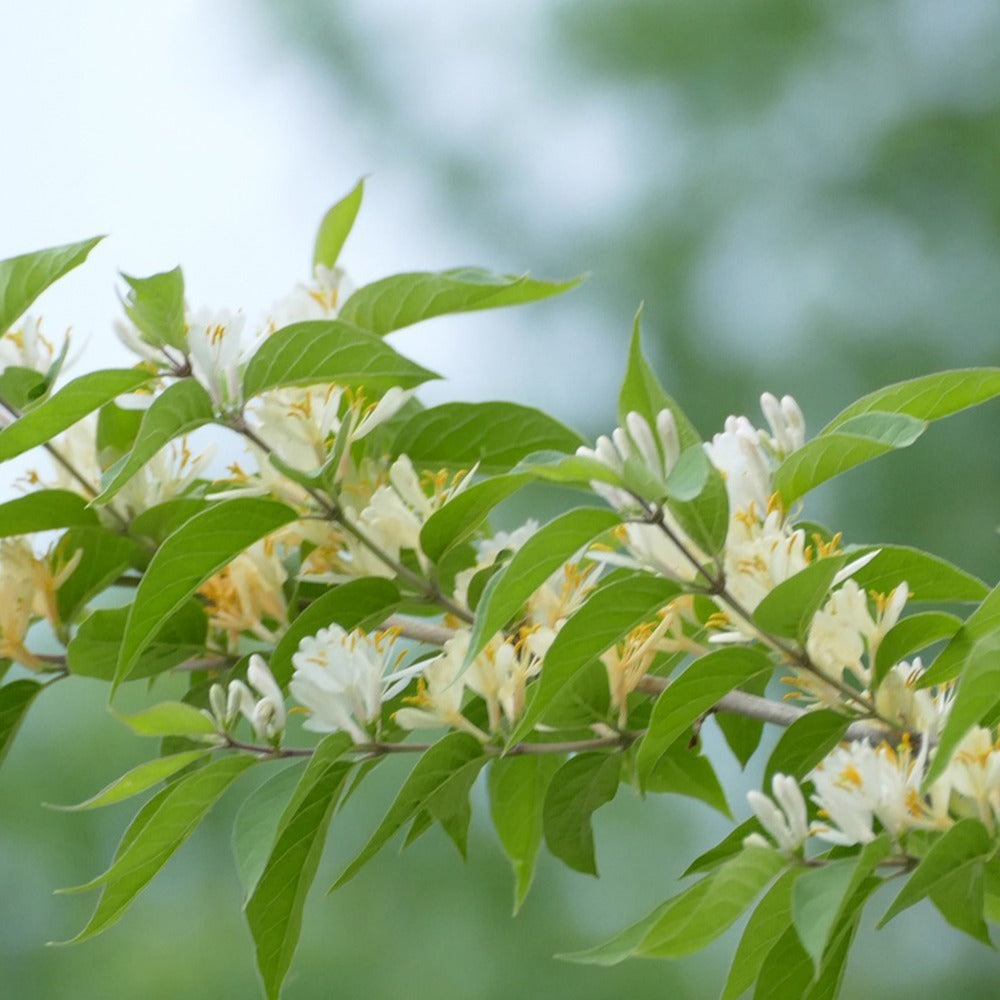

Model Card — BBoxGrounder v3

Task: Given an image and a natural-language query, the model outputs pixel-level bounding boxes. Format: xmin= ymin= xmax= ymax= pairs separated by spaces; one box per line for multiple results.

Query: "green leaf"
xmin=246 ymin=734 xmax=354 ymax=1000
xmin=924 ymin=636 xmax=1000 ymax=787
xmin=52 ymin=750 xmax=212 ymax=811
xmin=269 ymin=577 xmax=400 ymax=686
xmin=636 ymin=846 xmax=785 ymax=958
xmin=420 ymin=472 xmax=530 ymax=563
xmin=874 ymin=611 xmax=962 ymax=685
xmin=0 ymin=489 xmax=98 ymax=538
xmin=846 ymin=545 xmax=988 ymax=604
xmin=115 ymin=700 xmax=220 ymax=739
xmin=54 ymin=526 xmax=140 ymax=622
xmin=232 ymin=762 xmax=305 ymax=900
xmin=0 ymin=679 xmax=44 ymax=767
xmin=682 ymin=818 xmax=762 ymax=876
xmin=425 ymin=743 xmax=485 ymax=860
xmin=929 ymin=861 xmax=992 ymax=945
xmin=128 ymin=497 xmax=211 ymax=544
xmin=542 ymin=753 xmax=621 ymax=876
xmin=0 ymin=237 xmax=103 ymax=336
xmin=715 ymin=670 xmax=770 ymax=768
xmin=617 ymin=311 xmax=701 ymax=450
xmin=338 ymin=267 xmax=580 ymax=335
xmin=878 ymin=818 xmax=993 ymax=927
xmin=921 ymin=581 xmax=1000 ymax=686
xmin=96 ymin=400 xmax=144 ymax=463
xmin=753 ymin=925 xmax=815 ymax=1000
xmin=722 ymin=868 xmax=801 ymax=1000
xmin=511 ymin=449 xmax=624 ymax=489
xmin=121 ymin=267 xmax=187 ymax=350
xmin=752 ymin=556 xmax=846 ymax=641
xmin=665 ymin=449 xmax=729 ymax=557
xmin=242 ymin=319 xmax=439 ymax=399
xmin=392 ymin=401 xmax=585 ymax=475
xmin=115 ymin=498 xmax=297 ymax=688
xmin=331 ymin=732 xmax=486 ymax=890
xmin=644 ymin=732 xmax=731 ymax=818
xmin=467 ymin=507 xmax=620 ymax=664
xmin=823 ymin=368 xmax=1000 ymax=431
xmin=561 ymin=881 xmax=705 ymax=967
xmin=773 ymin=412 xmax=927 ymax=505
xmin=313 ymin=179 xmax=365 ymax=270
xmin=763 ymin=710 xmax=851 ymax=789
xmin=68 ymin=601 xmax=207 ymax=681
xmin=488 ymin=754 xmax=561 ymax=913
xmin=506 ymin=573 xmax=682 ymax=745
xmin=56 ymin=754 xmax=255 ymax=943
xmin=792 ymin=857 xmax=862 ymax=969
xmin=635 ymin=646 xmax=773 ymax=787
xmin=0 ymin=365 xmax=47 ymax=409
xmin=0 ymin=368 xmax=153 ymax=462
xmin=94 ymin=379 xmax=215 ymax=505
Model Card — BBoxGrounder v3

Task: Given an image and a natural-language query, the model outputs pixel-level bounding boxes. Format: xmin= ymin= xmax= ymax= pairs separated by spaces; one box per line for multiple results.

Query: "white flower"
xmin=394 ymin=632 xmax=482 ymax=736
xmin=198 ymin=539 xmax=288 ymax=648
xmin=705 ymin=415 xmax=774 ymax=517
xmin=802 ymin=580 xmax=908 ymax=701
xmin=874 ymin=658 xmax=952 ymax=739
xmin=705 ymin=393 xmax=805 ymax=516
xmin=290 ymin=624 xmax=421 ymax=744
xmin=466 ymin=634 xmax=544 ymax=732
xmin=601 ymin=610 xmax=675 ymax=726
xmin=576 ymin=408 xmax=680 ymax=511
xmin=186 ymin=307 xmax=245 ymax=410
xmin=262 ymin=264 xmax=354 ymax=331
xmin=943 ymin=726 xmax=1000 ymax=830
xmin=809 ymin=737 xmax=946 ymax=847
xmin=745 ymin=774 xmax=809 ymax=854
xmin=209 ymin=654 xmax=287 ymax=745
xmin=0 ymin=314 xmax=57 ymax=373
xmin=337 ymin=456 xmax=474 ymax=578
xmin=718 ymin=508 xmax=810 ymax=618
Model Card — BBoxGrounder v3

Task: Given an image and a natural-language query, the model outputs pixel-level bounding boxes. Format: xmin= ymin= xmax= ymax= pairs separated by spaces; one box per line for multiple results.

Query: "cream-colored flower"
xmin=465 ymin=633 xmax=543 ymax=733
xmin=719 ymin=507 xmax=810 ymax=616
xmin=186 ymin=307 xmax=245 ymax=410
xmin=394 ymin=632 xmax=485 ymax=738
xmin=874 ymin=658 xmax=952 ymax=738
xmin=576 ymin=408 xmax=680 ymax=511
xmin=810 ymin=736 xmax=947 ymax=847
xmin=261 ymin=264 xmax=354 ymax=333
xmin=601 ymin=608 xmax=675 ymax=725
xmin=198 ymin=539 xmax=288 ymax=648
xmin=0 ymin=538 xmax=81 ymax=668
xmin=209 ymin=654 xmax=287 ymax=745
xmin=705 ymin=393 xmax=804 ymax=517
xmin=744 ymin=774 xmax=809 ymax=854
xmin=943 ymin=726 xmax=1000 ymax=830
xmin=802 ymin=580 xmax=908 ymax=699
xmin=0 ymin=314 xmax=57 ymax=373
xmin=290 ymin=624 xmax=420 ymax=743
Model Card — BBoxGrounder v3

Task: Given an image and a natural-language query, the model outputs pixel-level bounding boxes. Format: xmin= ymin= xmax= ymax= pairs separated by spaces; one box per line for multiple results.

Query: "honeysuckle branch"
xmin=218 ymin=730 xmax=638 ymax=760
xmin=227 ymin=414 xmax=474 ymax=624
xmin=633 ymin=495 xmax=883 ymax=720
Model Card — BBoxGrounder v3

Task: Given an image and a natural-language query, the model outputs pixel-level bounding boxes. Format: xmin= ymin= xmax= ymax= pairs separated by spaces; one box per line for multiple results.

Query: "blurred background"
xmin=2 ymin=1 xmax=998 ymax=997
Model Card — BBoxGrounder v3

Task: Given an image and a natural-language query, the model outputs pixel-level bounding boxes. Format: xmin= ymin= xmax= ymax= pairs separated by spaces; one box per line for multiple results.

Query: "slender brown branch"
xmin=636 ymin=675 xmax=903 ymax=745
